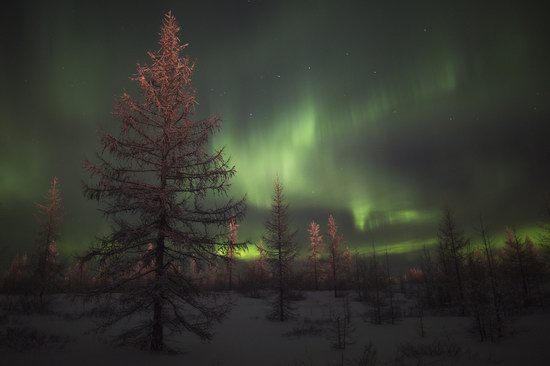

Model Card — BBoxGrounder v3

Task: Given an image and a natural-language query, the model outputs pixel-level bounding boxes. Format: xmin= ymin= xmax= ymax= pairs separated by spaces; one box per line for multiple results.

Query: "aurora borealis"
xmin=1 ymin=0 xmax=549 ymax=269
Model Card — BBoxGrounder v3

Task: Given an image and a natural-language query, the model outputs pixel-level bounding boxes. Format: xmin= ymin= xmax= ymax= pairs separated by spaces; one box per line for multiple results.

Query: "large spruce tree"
xmin=82 ymin=13 xmax=246 ymax=351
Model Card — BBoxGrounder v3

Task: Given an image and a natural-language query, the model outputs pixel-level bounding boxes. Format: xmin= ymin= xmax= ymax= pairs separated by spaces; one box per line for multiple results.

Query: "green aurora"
xmin=1 ymin=0 xmax=549 ymax=268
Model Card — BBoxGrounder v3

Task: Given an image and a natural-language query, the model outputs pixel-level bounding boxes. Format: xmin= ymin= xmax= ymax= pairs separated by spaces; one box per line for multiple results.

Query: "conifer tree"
xmin=82 ymin=13 xmax=246 ymax=351
xmin=263 ymin=177 xmax=297 ymax=321
xmin=501 ymin=228 xmax=544 ymax=307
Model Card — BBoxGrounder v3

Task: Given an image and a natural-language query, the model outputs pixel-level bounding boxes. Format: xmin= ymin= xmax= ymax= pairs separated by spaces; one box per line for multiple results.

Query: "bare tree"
xmin=263 ymin=177 xmax=297 ymax=321
xmin=307 ymin=221 xmax=324 ymax=290
xmin=81 ymin=13 xmax=246 ymax=351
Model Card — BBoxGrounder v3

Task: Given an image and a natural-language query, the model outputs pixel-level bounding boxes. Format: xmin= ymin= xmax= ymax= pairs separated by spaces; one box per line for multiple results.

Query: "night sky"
xmin=1 ymin=0 xmax=549 ymax=269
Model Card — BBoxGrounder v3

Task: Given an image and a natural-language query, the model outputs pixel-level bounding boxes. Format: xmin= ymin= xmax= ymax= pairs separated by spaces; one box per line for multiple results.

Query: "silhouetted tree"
xmin=465 ymin=248 xmax=491 ymax=341
xmin=263 ymin=177 xmax=297 ymax=321
xmin=420 ymin=246 xmax=438 ymax=307
xmin=477 ymin=216 xmax=503 ymax=339
xmin=31 ymin=177 xmax=63 ymax=311
xmin=352 ymin=252 xmax=368 ymax=301
xmin=500 ymin=228 xmax=544 ymax=308
xmin=81 ymin=13 xmax=246 ymax=351
xmin=437 ymin=207 xmax=467 ymax=314
xmin=307 ymin=220 xmax=324 ymax=290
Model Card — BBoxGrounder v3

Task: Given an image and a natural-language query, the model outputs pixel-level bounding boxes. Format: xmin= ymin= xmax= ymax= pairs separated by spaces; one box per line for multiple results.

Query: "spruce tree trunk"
xmin=151 ymin=232 xmax=165 ymax=352
xmin=152 ymin=150 xmax=167 ymax=352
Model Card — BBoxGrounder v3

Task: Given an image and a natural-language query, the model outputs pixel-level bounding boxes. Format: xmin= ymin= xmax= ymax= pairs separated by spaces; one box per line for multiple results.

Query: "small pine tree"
xmin=263 ymin=177 xmax=297 ymax=321
xmin=307 ymin=221 xmax=324 ymax=290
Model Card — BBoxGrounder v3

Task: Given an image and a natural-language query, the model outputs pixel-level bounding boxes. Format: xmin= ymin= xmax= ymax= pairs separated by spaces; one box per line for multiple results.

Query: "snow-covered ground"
xmin=1 ymin=292 xmax=549 ymax=366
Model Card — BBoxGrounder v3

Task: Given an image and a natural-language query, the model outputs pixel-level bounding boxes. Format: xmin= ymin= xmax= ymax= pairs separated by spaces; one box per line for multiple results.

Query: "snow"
xmin=1 ymin=292 xmax=549 ymax=366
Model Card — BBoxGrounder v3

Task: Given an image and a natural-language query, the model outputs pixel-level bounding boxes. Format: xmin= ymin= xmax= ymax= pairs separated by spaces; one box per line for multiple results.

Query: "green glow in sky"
xmin=1 ymin=0 xmax=549 ymax=269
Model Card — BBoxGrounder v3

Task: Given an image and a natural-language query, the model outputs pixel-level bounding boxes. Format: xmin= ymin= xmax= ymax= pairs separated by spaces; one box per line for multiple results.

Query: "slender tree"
xmin=32 ymin=177 xmax=63 ymax=310
xmin=307 ymin=220 xmax=324 ymax=290
xmin=327 ymin=214 xmax=342 ymax=297
xmin=385 ymin=250 xmax=396 ymax=324
xmin=502 ymin=227 xmax=529 ymax=306
xmin=369 ymin=242 xmax=382 ymax=325
xmin=263 ymin=177 xmax=297 ymax=321
xmin=254 ymin=239 xmax=268 ymax=279
xmin=420 ymin=245 xmax=438 ymax=307
xmin=477 ymin=216 xmax=503 ymax=338
xmin=437 ymin=206 xmax=467 ymax=314
xmin=82 ymin=13 xmax=246 ymax=351
xmin=226 ymin=219 xmax=239 ymax=291
xmin=500 ymin=228 xmax=544 ymax=307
